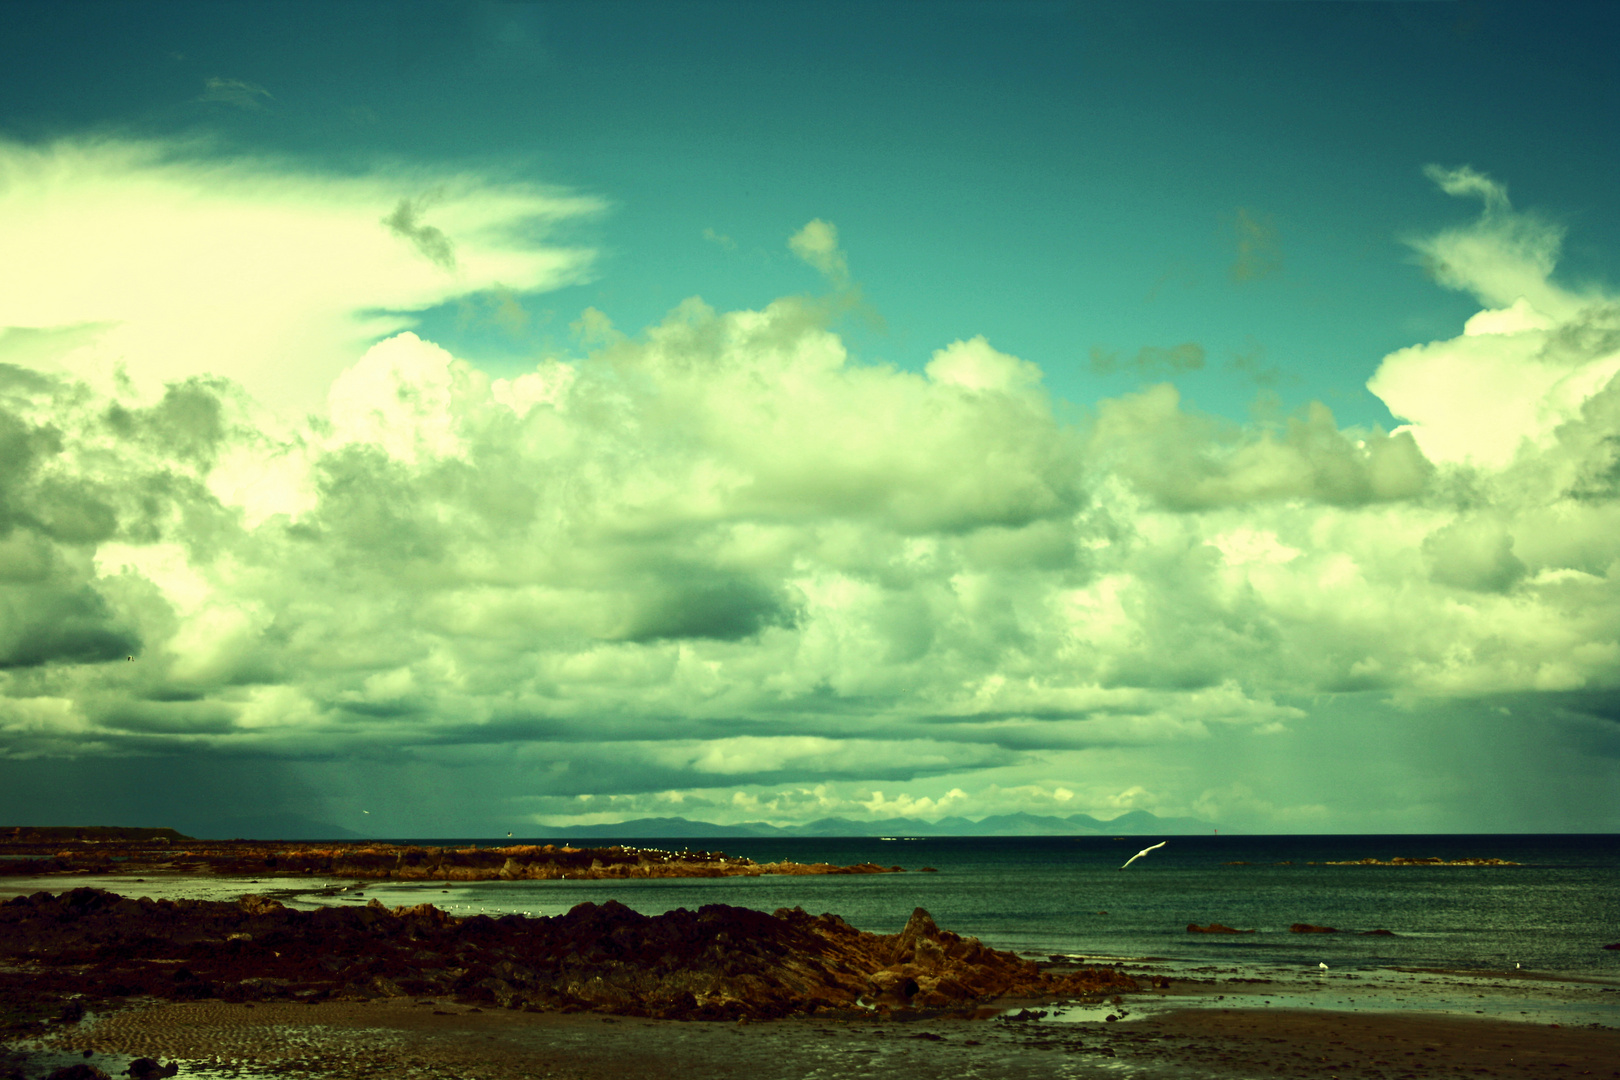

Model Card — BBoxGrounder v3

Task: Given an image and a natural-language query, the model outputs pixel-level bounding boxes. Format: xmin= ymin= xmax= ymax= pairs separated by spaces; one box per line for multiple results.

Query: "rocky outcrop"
xmin=0 ymin=889 xmax=1136 ymax=1031
xmin=0 ymin=838 xmax=902 ymax=882
xmin=1186 ymin=923 xmax=1254 ymax=934
xmin=1320 ymin=857 xmax=1519 ymax=867
xmin=1289 ymin=924 xmax=1338 ymax=933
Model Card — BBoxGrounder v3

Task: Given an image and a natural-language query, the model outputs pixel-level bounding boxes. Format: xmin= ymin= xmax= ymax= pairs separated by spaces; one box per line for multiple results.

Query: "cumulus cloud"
xmin=1 ymin=158 xmax=1616 ymax=834
xmin=1086 ymin=386 xmax=1431 ymax=509
xmin=1370 ymin=167 xmax=1620 ymax=467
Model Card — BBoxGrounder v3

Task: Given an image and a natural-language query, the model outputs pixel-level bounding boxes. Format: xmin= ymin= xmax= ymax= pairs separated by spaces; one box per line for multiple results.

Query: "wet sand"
xmin=8 ymin=976 xmax=1616 ymax=1080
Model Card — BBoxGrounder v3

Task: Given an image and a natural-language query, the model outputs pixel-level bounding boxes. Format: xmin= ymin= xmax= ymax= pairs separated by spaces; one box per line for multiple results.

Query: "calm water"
xmin=348 ymin=834 xmax=1620 ymax=978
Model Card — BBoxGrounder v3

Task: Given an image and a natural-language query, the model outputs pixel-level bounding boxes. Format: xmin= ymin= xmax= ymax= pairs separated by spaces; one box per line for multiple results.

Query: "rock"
xmin=1603 ymin=942 xmax=1620 ymax=951
xmin=1360 ymin=928 xmax=1395 ymax=936
xmin=1289 ymin=923 xmax=1339 ymax=933
xmin=235 ymin=895 xmax=284 ymax=916
xmin=1322 ymin=856 xmax=1519 ymax=867
xmin=1186 ymin=923 xmax=1254 ymax=934
xmin=43 ymin=1067 xmax=111 ymax=1080
xmin=0 ymin=835 xmax=903 ymax=882
xmin=125 ymin=1060 xmax=178 ymax=1080
xmin=0 ymin=889 xmax=1136 ymax=1023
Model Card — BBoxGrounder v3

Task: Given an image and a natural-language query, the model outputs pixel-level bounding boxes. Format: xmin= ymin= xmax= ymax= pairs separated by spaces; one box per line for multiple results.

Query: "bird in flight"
xmin=1119 ymin=841 xmax=1167 ymax=869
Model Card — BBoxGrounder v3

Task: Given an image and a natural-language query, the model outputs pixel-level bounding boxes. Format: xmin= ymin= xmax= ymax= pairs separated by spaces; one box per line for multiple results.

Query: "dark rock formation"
xmin=1321 ymin=857 xmax=1519 ymax=867
xmin=0 ymin=889 xmax=1137 ymax=1034
xmin=3 ymin=827 xmax=190 ymax=844
xmin=1289 ymin=924 xmax=1338 ymax=934
xmin=1359 ymin=928 xmax=1395 ymax=936
xmin=42 ymin=1067 xmax=111 ymax=1080
xmin=0 ymin=836 xmax=900 ymax=882
xmin=1186 ymin=923 xmax=1254 ymax=934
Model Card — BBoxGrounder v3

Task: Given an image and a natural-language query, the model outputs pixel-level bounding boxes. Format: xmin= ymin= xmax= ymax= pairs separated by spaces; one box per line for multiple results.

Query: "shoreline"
xmin=3 ymin=869 xmax=1616 ymax=1078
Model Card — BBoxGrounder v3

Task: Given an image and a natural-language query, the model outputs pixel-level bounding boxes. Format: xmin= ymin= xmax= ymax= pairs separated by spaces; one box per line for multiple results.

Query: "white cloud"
xmin=199 ymin=77 xmax=274 ymax=111
xmin=788 ymin=218 xmax=848 ymax=282
xmin=0 ymin=137 xmax=602 ymax=414
xmin=1 ymin=167 xmax=1617 ymax=833
xmin=1370 ymin=167 xmax=1620 ymax=468
xmin=1411 ymin=164 xmax=1582 ymax=319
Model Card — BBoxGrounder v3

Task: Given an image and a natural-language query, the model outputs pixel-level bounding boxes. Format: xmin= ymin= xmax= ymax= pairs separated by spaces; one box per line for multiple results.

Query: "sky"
xmin=1 ymin=0 xmax=1617 ymax=838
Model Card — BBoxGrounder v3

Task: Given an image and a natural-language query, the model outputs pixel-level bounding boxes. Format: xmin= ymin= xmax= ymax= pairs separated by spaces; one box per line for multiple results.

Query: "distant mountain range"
xmin=175 ymin=808 xmax=1216 ymax=842
xmin=537 ymin=809 xmax=1217 ymax=839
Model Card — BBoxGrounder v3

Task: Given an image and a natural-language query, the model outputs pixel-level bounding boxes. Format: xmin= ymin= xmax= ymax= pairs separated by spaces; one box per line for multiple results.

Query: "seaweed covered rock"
xmin=0 ymin=890 xmax=1135 ymax=1026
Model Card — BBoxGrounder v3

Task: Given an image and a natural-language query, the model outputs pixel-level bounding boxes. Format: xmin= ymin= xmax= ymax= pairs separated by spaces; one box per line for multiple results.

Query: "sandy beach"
xmin=7 ymin=982 xmax=1617 ymax=1080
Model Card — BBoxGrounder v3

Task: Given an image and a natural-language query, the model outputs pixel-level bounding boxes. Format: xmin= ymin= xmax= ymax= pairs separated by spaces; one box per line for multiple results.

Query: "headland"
xmin=0 ymin=829 xmax=903 ymax=883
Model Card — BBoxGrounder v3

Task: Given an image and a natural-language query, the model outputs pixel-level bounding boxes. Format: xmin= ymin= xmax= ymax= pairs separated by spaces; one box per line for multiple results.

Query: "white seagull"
xmin=1119 ymin=841 xmax=1167 ymax=869
xmin=1318 ymin=962 xmax=1329 ymax=972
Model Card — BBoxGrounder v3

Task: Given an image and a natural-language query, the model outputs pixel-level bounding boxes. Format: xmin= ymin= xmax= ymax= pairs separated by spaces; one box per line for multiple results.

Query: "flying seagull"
xmin=1119 ymin=841 xmax=1167 ymax=869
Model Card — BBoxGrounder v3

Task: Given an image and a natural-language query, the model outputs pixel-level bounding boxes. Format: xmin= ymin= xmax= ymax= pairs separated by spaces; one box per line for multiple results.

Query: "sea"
xmin=336 ymin=833 xmax=1620 ymax=979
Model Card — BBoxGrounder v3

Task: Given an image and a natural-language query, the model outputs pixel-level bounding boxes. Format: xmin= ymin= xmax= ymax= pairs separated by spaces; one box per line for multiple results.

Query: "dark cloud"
xmin=615 ymin=572 xmax=796 ymax=643
xmin=103 ymin=379 xmax=231 ymax=469
xmin=0 ymin=579 xmax=137 ymax=668
xmin=1088 ymin=388 xmax=1433 ymax=509
xmin=382 ymin=197 xmax=458 ymax=271
xmin=1088 ymin=341 xmax=1206 ymax=376
xmin=0 ymin=754 xmax=331 ymax=840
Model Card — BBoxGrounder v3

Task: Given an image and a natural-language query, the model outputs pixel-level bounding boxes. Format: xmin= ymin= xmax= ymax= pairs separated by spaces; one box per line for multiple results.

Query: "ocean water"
xmin=347 ymin=833 xmax=1620 ymax=978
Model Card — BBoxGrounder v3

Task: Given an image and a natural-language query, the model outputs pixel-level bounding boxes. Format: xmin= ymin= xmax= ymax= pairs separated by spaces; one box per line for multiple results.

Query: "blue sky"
xmin=0 ymin=2 xmax=1617 ymax=836
xmin=16 ymin=1 xmax=1616 ymax=420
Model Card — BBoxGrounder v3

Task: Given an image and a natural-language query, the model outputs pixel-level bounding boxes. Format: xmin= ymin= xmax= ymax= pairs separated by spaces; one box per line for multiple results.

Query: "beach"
xmin=3 ymin=889 xmax=1616 ymax=1079
xmin=3 ymin=834 xmax=1617 ymax=1078
xmin=7 ymin=978 xmax=1617 ymax=1080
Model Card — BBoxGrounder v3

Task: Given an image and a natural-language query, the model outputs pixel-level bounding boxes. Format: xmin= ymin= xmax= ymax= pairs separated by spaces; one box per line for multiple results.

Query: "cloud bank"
xmin=1 ymin=149 xmax=1616 ymax=834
